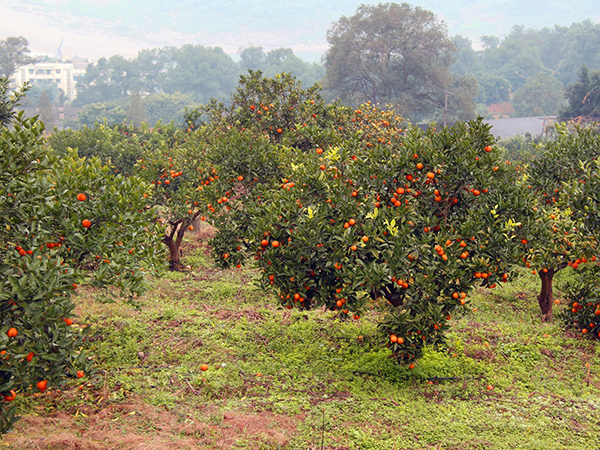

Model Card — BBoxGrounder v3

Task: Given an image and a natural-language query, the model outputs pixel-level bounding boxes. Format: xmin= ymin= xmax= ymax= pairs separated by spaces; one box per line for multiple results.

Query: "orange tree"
xmin=556 ymin=156 xmax=600 ymax=336
xmin=47 ymin=120 xmax=192 ymax=270
xmin=197 ymin=71 xmax=407 ymax=269
xmin=47 ymin=120 xmax=182 ymax=176
xmin=523 ymin=124 xmax=600 ymax=321
xmin=209 ymin=114 xmax=529 ymax=364
xmin=133 ymin=128 xmax=214 ymax=270
xmin=129 ymin=70 xmax=357 ymax=271
xmin=1 ymin=84 xmax=162 ymax=432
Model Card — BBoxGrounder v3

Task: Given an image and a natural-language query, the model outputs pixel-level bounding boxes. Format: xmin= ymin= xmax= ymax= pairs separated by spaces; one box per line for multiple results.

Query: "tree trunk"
xmin=538 ymin=268 xmax=555 ymax=322
xmin=163 ymin=234 xmax=184 ymax=271
xmin=371 ymin=283 xmax=404 ymax=307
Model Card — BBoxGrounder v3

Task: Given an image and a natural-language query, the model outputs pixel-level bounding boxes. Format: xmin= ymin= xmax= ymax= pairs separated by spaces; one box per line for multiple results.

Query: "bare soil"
xmin=2 ymin=393 xmax=302 ymax=449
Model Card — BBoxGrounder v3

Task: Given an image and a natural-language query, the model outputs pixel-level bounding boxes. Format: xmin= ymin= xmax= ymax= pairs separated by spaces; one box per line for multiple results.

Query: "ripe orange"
xmin=64 ymin=318 xmax=73 ymax=326
xmin=37 ymin=380 xmax=48 ymax=391
xmin=426 ymin=172 xmax=435 ymax=179
xmin=261 ymin=239 xmax=269 ymax=247
xmin=416 ymin=162 xmax=424 ymax=170
xmin=26 ymin=352 xmax=34 ymax=362
xmin=200 ymin=364 xmax=209 ymax=371
xmin=316 ymin=147 xmax=323 ymax=154
xmin=390 ymin=334 xmax=398 ymax=343
xmin=271 ymin=240 xmax=280 ymax=248
xmin=3 ymin=390 xmax=16 ymax=402
xmin=348 ymin=218 xmax=356 ymax=226
xmin=188 ymin=225 xmax=194 ymax=231
xmin=77 ymin=193 xmax=86 ymax=201
xmin=362 ymin=236 xmax=369 ymax=243
xmin=76 ymin=371 xmax=85 ymax=378
xmin=82 ymin=219 xmax=91 ymax=228
xmin=7 ymin=327 xmax=17 ymax=338
xmin=484 ymin=146 xmax=492 ymax=152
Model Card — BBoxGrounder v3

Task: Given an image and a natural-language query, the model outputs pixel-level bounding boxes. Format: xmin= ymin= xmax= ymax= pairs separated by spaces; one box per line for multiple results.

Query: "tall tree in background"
xmin=560 ymin=65 xmax=600 ymax=120
xmin=512 ymin=73 xmax=564 ymax=117
xmin=0 ymin=37 xmax=33 ymax=78
xmin=37 ymin=91 xmax=55 ymax=131
xmin=480 ymin=26 xmax=547 ymax=92
xmin=239 ymin=46 xmax=325 ymax=88
xmin=127 ymin=89 xmax=145 ymax=127
xmin=323 ymin=2 xmax=470 ymax=122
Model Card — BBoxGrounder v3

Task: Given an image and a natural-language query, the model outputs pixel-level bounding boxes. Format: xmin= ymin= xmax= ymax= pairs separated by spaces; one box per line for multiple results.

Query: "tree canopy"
xmin=560 ymin=65 xmax=600 ymax=120
xmin=323 ymin=2 xmax=466 ymax=122
xmin=0 ymin=37 xmax=32 ymax=78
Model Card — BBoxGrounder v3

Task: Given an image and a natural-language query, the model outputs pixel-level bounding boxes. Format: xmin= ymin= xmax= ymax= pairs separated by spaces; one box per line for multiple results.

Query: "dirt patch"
xmin=213 ymin=309 xmax=265 ymax=323
xmin=2 ymin=395 xmax=302 ymax=449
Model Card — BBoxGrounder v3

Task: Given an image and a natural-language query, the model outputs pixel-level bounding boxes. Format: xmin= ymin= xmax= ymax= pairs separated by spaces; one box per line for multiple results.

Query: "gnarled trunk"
xmin=538 ymin=268 xmax=555 ymax=322
xmin=163 ymin=230 xmax=185 ymax=271
xmin=371 ymin=283 xmax=404 ymax=307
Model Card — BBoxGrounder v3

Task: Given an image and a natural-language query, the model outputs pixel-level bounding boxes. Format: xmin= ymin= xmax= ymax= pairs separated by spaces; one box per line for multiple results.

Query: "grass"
xmin=2 ymin=234 xmax=600 ymax=449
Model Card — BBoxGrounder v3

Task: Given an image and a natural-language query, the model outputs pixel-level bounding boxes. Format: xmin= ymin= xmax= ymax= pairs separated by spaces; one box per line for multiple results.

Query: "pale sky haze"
xmin=1 ymin=0 xmax=599 ymax=62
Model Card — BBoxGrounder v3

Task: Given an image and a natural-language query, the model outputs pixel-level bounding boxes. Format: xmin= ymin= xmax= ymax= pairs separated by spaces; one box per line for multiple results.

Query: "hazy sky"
xmin=2 ymin=0 xmax=599 ymax=62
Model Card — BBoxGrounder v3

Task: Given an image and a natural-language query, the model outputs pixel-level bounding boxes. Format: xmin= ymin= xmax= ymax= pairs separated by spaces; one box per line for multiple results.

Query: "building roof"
xmin=483 ymin=116 xmax=556 ymax=141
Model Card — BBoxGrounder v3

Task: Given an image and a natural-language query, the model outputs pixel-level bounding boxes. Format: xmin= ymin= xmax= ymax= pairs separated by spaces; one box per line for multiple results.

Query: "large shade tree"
xmin=0 ymin=37 xmax=32 ymax=78
xmin=323 ymin=2 xmax=473 ymax=122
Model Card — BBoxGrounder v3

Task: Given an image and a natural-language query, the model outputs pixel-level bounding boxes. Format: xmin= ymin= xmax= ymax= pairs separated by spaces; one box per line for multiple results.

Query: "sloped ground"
xmin=2 ymin=232 xmax=600 ymax=449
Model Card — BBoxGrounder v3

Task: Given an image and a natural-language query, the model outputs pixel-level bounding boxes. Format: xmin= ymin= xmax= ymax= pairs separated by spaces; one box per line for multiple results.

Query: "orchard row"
xmin=3 ymin=72 xmax=600 ymax=432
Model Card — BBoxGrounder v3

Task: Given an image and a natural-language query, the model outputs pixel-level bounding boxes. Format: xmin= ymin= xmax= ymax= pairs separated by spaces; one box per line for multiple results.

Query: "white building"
xmin=11 ymin=61 xmax=87 ymax=102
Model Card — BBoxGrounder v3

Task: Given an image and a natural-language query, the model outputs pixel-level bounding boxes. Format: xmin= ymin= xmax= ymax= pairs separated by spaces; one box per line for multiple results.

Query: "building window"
xmin=46 ymin=70 xmax=52 ymax=75
xmin=56 ymin=79 xmax=61 ymax=83
xmin=29 ymin=69 xmax=34 ymax=74
xmin=56 ymin=69 xmax=61 ymax=74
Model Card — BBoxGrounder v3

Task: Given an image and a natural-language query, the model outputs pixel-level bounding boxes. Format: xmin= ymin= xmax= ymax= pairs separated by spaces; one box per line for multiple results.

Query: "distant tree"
xmin=553 ymin=21 xmax=600 ymax=85
xmin=239 ymin=46 xmax=325 ymax=89
xmin=476 ymin=74 xmax=511 ymax=105
xmin=134 ymin=47 xmax=171 ymax=94
xmin=0 ymin=36 xmax=33 ymax=78
xmin=162 ymin=45 xmax=240 ymax=103
xmin=239 ymin=46 xmax=266 ymax=71
xmin=74 ymin=56 xmax=134 ymax=105
xmin=560 ymin=65 xmax=600 ymax=120
xmin=37 ymin=91 xmax=55 ymax=130
xmin=143 ymin=92 xmax=199 ymax=125
xmin=77 ymin=100 xmax=128 ymax=127
xmin=441 ymin=76 xmax=479 ymax=123
xmin=480 ymin=26 xmax=547 ymax=91
xmin=512 ymin=73 xmax=564 ymax=117
xmin=22 ymin=80 xmax=66 ymax=108
xmin=480 ymin=35 xmax=500 ymax=50
xmin=127 ymin=89 xmax=146 ymax=127
xmin=323 ymin=2 xmax=460 ymax=121
xmin=450 ymin=35 xmax=482 ymax=77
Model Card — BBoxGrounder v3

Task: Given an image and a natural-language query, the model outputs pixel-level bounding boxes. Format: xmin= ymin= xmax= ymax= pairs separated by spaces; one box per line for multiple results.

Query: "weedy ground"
xmin=1 ymin=230 xmax=599 ymax=449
